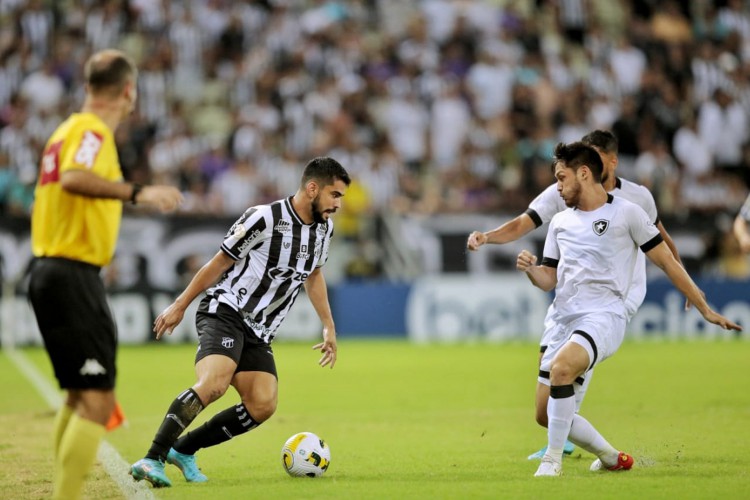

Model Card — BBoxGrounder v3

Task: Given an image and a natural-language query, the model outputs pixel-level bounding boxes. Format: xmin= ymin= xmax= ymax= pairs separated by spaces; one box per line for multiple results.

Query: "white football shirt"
xmin=528 ymin=177 xmax=658 ymax=319
xmin=542 ymin=194 xmax=662 ymax=321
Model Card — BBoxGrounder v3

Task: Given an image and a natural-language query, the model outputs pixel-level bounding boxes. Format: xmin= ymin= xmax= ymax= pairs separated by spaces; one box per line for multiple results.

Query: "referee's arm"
xmin=61 ymin=170 xmax=182 ymax=212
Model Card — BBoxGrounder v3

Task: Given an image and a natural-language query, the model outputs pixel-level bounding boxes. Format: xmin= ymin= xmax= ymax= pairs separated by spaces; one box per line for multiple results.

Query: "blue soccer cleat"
xmin=527 ymin=440 xmax=576 ymax=460
xmin=167 ymin=447 xmax=208 ymax=482
xmin=130 ymin=458 xmax=172 ymax=488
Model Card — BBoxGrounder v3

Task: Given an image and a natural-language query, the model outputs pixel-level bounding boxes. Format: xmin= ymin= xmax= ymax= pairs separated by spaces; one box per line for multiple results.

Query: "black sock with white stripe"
xmin=173 ymin=403 xmax=260 ymax=456
xmin=146 ymin=388 xmax=204 ymax=462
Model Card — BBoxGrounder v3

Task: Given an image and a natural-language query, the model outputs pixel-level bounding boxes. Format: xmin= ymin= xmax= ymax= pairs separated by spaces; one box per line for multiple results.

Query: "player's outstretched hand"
xmin=467 ymin=231 xmax=487 ymax=251
xmin=516 ymin=250 xmax=538 ymax=272
xmin=312 ymin=329 xmax=337 ymax=369
xmin=703 ymin=310 xmax=742 ymax=331
xmin=138 ymin=185 xmax=184 ymax=213
xmin=684 ymin=289 xmax=706 ymax=311
xmin=153 ymin=303 xmax=186 ymax=340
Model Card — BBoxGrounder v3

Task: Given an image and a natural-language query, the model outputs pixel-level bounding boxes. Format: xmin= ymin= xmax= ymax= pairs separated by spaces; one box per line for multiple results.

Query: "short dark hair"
xmin=84 ymin=50 xmax=137 ymax=96
xmin=581 ymin=130 xmax=618 ymax=155
xmin=553 ymin=141 xmax=604 ymax=182
xmin=301 ymin=156 xmax=351 ymax=188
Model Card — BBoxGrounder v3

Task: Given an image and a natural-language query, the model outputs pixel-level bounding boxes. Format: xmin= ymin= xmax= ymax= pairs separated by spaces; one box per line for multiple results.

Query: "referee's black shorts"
xmin=28 ymin=257 xmax=117 ymax=390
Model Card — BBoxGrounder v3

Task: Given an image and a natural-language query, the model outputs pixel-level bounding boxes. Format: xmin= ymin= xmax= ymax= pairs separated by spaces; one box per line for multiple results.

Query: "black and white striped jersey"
xmin=201 ymin=197 xmax=334 ymax=344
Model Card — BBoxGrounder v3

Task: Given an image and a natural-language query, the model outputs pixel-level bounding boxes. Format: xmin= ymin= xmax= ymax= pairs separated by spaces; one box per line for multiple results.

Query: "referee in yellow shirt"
xmin=28 ymin=49 xmax=183 ymax=500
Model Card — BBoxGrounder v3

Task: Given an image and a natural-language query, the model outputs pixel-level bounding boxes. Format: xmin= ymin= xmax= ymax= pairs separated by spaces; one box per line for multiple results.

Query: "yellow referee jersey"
xmin=32 ymin=113 xmax=124 ymax=267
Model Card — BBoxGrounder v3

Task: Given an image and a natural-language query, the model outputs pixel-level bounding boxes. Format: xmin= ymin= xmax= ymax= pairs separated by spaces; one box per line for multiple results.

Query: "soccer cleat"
xmin=167 ymin=447 xmax=208 ymax=482
xmin=590 ymin=451 xmax=634 ymax=472
xmin=130 ymin=458 xmax=172 ymax=488
xmin=534 ymin=457 xmax=563 ymax=477
xmin=527 ymin=440 xmax=576 ymax=460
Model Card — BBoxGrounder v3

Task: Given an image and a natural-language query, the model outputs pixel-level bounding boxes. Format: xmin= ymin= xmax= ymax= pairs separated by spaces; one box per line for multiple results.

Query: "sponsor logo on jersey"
xmin=243 ymin=317 xmax=274 ymax=339
xmin=296 ymin=244 xmax=309 ymax=260
xmin=79 ymin=358 xmax=107 ymax=376
xmin=275 ymin=220 xmax=291 ymax=234
xmin=236 ymin=229 xmax=261 ymax=254
xmin=74 ymin=130 xmax=104 ymax=168
xmin=222 ymin=337 xmax=234 ymax=348
xmin=593 ymin=219 xmax=609 ymax=236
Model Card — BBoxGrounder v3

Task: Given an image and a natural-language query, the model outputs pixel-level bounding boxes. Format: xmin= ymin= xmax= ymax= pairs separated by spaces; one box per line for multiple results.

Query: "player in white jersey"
xmin=131 ymin=157 xmax=350 ymax=487
xmin=733 ymin=193 xmax=750 ymax=253
xmin=516 ymin=142 xmax=741 ymax=477
xmin=467 ymin=130 xmax=687 ymax=460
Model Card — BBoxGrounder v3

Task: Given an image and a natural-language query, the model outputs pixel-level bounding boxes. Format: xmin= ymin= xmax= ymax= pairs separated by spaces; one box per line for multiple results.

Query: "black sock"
xmin=146 ymin=388 xmax=204 ymax=462
xmin=174 ymin=403 xmax=260 ymax=456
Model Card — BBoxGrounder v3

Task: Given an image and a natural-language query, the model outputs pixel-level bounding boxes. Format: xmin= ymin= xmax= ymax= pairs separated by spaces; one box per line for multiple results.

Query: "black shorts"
xmin=195 ymin=299 xmax=277 ymax=378
xmin=28 ymin=257 xmax=117 ymax=390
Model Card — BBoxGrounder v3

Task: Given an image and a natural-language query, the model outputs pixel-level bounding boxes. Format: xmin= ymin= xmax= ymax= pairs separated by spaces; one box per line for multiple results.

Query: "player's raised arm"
xmin=467 ymin=212 xmax=538 ymax=251
xmin=645 ymin=242 xmax=742 ymax=331
xmin=467 ymin=213 xmax=538 ymax=250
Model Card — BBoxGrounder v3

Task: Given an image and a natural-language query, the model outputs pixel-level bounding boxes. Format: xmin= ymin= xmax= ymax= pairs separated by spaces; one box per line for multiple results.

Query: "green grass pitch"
xmin=1 ymin=339 xmax=749 ymax=499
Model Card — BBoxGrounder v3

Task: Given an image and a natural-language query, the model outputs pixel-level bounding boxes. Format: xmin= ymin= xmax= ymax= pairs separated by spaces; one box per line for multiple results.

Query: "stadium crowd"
xmin=1 ymin=1 xmax=750 ymax=249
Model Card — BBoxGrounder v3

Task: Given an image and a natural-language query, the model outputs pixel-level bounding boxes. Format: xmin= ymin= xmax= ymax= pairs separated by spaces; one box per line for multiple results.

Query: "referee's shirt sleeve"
xmin=221 ymin=206 xmax=269 ymax=260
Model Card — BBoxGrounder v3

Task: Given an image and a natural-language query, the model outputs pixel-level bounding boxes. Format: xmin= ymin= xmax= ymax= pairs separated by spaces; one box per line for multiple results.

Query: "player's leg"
xmin=131 ymin=354 xmax=234 ymax=486
xmin=534 ymin=340 xmax=589 ymax=477
xmin=132 ymin=305 xmax=242 ymax=486
xmin=529 ymin=315 xmax=577 ymax=460
xmin=168 ymin=340 xmax=278 ymax=482
xmin=173 ymin=371 xmax=277 ymax=455
xmin=564 ymin=317 xmax=633 ymax=472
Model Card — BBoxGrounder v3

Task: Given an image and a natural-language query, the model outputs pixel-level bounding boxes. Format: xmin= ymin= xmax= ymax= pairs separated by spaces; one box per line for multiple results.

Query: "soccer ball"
xmin=281 ymin=432 xmax=331 ymax=477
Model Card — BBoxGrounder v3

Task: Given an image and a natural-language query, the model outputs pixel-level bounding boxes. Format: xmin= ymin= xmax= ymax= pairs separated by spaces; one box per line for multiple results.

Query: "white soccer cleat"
xmin=534 ymin=458 xmax=563 ymax=477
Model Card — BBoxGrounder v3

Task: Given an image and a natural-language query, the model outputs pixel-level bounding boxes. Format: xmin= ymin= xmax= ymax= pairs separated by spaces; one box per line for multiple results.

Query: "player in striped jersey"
xmin=467 ymin=130 xmax=687 ymax=460
xmin=517 ymin=142 xmax=740 ymax=477
xmin=131 ymin=157 xmax=350 ymax=487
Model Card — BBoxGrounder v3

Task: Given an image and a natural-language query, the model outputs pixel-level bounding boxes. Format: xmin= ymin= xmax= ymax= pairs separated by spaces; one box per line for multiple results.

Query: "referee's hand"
xmin=137 ymin=185 xmax=184 ymax=213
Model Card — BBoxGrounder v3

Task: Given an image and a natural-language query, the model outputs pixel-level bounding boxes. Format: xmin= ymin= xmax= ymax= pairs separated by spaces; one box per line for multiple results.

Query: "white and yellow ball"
xmin=281 ymin=432 xmax=331 ymax=477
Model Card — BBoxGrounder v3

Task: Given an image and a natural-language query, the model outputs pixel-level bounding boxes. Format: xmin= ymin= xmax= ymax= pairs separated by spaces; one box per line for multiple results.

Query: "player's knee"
xmin=549 ymin=362 xmax=577 ymax=385
xmin=195 ymin=381 xmax=231 ymax=405
xmin=244 ymin=398 xmax=276 ymax=422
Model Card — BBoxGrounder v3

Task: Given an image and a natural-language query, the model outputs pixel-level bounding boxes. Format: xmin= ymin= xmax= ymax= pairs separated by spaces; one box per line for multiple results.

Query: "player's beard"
xmin=311 ymin=195 xmax=328 ymax=223
xmin=562 ymin=179 xmax=582 ymax=208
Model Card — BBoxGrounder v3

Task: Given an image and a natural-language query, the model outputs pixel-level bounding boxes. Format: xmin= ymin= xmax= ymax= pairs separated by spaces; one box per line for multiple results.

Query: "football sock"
xmin=53 ymin=414 xmax=105 ymax=500
xmin=146 ymin=388 xmax=204 ymax=462
xmin=52 ymin=404 xmax=74 ymax=458
xmin=546 ymin=384 xmax=576 ymax=463
xmin=567 ymin=414 xmax=619 ymax=464
xmin=174 ymin=403 xmax=260 ymax=455
xmin=575 ymin=370 xmax=593 ymax=412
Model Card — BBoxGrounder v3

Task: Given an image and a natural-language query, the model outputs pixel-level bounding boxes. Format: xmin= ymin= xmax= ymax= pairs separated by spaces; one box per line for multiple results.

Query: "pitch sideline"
xmin=4 ymin=347 xmax=156 ymax=500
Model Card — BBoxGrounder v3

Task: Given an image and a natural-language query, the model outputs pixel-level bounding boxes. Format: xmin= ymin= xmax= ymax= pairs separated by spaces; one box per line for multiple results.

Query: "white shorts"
xmin=538 ymin=312 xmax=626 ymax=387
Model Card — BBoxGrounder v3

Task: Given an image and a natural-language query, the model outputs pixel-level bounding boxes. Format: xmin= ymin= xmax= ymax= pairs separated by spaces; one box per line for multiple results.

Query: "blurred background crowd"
xmin=1 ymin=0 xmax=750 ymax=278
